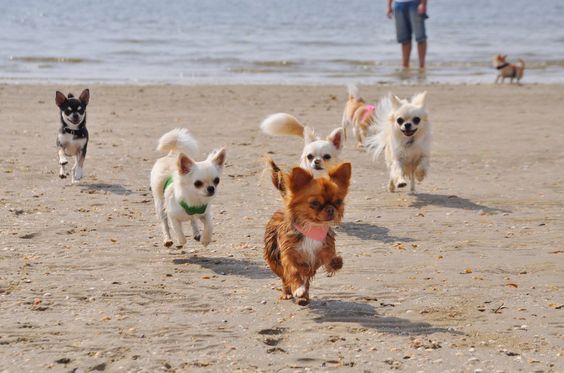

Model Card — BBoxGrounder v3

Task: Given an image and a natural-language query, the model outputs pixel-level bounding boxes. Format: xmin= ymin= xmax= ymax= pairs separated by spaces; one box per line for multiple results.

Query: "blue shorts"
xmin=394 ymin=0 xmax=427 ymax=44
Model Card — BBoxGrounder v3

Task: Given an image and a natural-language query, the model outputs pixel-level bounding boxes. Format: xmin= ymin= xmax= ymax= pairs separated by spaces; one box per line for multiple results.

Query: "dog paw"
xmin=296 ymin=297 xmax=310 ymax=306
xmin=279 ymin=293 xmax=293 ymax=300
xmin=329 ymin=256 xmax=343 ymax=271
xmin=293 ymin=285 xmax=306 ymax=298
xmin=193 ymin=234 xmax=201 ymax=242
xmin=59 ymin=174 xmax=67 ymax=179
xmin=200 ymin=236 xmax=211 ymax=247
xmin=397 ymin=181 xmax=407 ymax=188
xmin=163 ymin=240 xmax=173 ymax=247
xmin=175 ymin=244 xmax=184 ymax=249
xmin=59 ymin=160 xmax=68 ymax=166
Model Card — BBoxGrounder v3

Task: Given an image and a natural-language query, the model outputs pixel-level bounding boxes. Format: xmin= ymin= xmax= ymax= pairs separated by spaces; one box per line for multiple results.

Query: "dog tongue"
xmin=294 ymin=223 xmax=329 ymax=241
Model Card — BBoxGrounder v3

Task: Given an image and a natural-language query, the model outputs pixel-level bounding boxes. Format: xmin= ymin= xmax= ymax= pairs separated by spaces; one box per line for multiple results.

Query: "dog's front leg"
xmin=190 ymin=218 xmax=201 ymax=242
xmin=58 ymin=148 xmax=68 ymax=178
xmin=390 ymin=159 xmax=407 ymax=191
xmin=170 ymin=218 xmax=186 ymax=248
xmin=199 ymin=213 xmax=212 ymax=247
xmin=415 ymin=156 xmax=429 ymax=182
xmin=72 ymin=154 xmax=84 ymax=183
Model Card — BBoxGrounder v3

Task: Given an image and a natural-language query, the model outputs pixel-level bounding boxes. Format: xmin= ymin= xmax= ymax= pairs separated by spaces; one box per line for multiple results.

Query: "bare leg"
xmin=417 ymin=41 xmax=427 ymax=69
xmin=58 ymin=148 xmax=68 ymax=178
xmin=170 ymin=218 xmax=186 ymax=248
xmin=199 ymin=214 xmax=212 ymax=247
xmin=402 ymin=41 xmax=412 ymax=68
xmin=191 ymin=218 xmax=201 ymax=241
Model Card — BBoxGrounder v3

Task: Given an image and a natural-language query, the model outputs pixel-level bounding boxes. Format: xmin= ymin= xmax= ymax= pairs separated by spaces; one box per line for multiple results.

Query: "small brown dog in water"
xmin=493 ymin=54 xmax=525 ymax=84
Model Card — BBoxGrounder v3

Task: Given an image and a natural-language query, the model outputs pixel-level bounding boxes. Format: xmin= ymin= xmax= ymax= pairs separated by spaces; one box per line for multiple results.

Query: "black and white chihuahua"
xmin=55 ymin=89 xmax=90 ymax=183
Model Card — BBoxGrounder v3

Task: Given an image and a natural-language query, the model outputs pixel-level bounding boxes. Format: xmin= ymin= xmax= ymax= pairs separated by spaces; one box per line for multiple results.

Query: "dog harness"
xmin=496 ymin=62 xmax=517 ymax=78
xmin=294 ymin=223 xmax=329 ymax=241
xmin=163 ymin=176 xmax=207 ymax=215
xmin=361 ymin=104 xmax=376 ymax=123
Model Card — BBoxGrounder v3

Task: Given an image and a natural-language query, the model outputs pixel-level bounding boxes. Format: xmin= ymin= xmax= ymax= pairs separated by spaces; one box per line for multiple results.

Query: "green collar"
xmin=163 ymin=176 xmax=208 ymax=215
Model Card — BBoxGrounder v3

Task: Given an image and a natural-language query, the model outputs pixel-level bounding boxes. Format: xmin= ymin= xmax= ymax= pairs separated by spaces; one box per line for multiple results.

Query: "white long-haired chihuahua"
xmin=150 ymin=128 xmax=226 ymax=248
xmin=365 ymin=92 xmax=431 ymax=192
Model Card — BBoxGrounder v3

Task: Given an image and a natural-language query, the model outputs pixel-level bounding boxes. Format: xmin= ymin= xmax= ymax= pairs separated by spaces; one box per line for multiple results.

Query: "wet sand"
xmin=0 ymin=83 xmax=563 ymax=372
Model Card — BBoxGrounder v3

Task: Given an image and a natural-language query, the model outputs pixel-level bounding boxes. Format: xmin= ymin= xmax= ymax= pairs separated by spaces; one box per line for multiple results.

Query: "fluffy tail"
xmin=364 ymin=94 xmax=392 ymax=159
xmin=157 ymin=128 xmax=199 ymax=156
xmin=347 ymin=84 xmax=361 ymax=101
xmin=260 ymin=113 xmax=305 ymax=138
xmin=266 ymin=157 xmax=286 ymax=196
xmin=516 ymin=58 xmax=525 ymax=68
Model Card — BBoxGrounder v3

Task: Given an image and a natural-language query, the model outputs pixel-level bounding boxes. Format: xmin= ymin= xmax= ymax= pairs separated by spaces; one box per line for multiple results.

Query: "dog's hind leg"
xmin=58 ymin=148 xmax=68 ymax=178
xmin=170 ymin=218 xmax=186 ymax=248
xmin=154 ymin=199 xmax=173 ymax=247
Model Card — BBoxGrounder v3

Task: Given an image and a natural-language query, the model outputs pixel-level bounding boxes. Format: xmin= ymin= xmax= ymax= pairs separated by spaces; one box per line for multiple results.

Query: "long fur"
xmin=157 ymin=128 xmax=199 ymax=156
xmin=260 ymin=113 xmax=305 ymax=138
xmin=364 ymin=94 xmax=393 ymax=159
xmin=342 ymin=85 xmax=375 ymax=146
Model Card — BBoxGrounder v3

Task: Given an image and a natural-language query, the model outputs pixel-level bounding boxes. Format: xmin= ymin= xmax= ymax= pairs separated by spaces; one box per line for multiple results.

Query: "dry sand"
xmin=0 ymin=83 xmax=563 ymax=372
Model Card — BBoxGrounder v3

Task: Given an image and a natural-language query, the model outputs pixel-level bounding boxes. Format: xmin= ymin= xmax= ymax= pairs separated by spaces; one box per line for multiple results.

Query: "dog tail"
xmin=364 ymin=94 xmax=392 ymax=159
xmin=260 ymin=113 xmax=305 ymax=138
xmin=347 ymin=84 xmax=361 ymax=101
xmin=157 ymin=128 xmax=199 ymax=156
xmin=266 ymin=157 xmax=286 ymax=195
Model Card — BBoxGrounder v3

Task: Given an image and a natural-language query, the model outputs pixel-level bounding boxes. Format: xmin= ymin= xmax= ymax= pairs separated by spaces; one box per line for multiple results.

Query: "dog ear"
xmin=288 ymin=167 xmax=313 ymax=193
xmin=411 ymin=91 xmax=427 ymax=107
xmin=177 ymin=153 xmax=195 ymax=175
xmin=327 ymin=127 xmax=344 ymax=150
xmin=391 ymin=95 xmax=402 ymax=110
xmin=329 ymin=162 xmax=352 ymax=190
xmin=55 ymin=91 xmax=67 ymax=107
xmin=209 ymin=147 xmax=226 ymax=167
xmin=79 ymin=89 xmax=90 ymax=106
xmin=303 ymin=126 xmax=317 ymax=144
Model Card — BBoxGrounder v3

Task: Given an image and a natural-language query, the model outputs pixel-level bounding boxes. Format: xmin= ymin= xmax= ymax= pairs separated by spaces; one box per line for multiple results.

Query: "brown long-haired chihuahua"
xmin=264 ymin=162 xmax=352 ymax=305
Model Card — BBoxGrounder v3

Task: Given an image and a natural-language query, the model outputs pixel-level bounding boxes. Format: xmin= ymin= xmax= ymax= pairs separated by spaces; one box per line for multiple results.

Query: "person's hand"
xmin=386 ymin=6 xmax=393 ymax=18
xmin=417 ymin=3 xmax=427 ymax=14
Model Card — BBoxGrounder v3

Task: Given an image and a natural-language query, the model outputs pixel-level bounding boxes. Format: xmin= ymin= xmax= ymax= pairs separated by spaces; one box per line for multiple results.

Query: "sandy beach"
xmin=0 ymin=83 xmax=563 ymax=372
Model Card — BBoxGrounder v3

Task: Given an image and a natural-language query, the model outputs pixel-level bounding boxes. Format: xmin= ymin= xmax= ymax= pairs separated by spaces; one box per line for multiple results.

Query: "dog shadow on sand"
xmin=337 ymin=222 xmax=415 ymax=243
xmin=173 ymin=255 xmax=273 ymax=280
xmin=79 ymin=183 xmax=133 ymax=195
xmin=309 ymin=299 xmax=461 ymax=336
xmin=409 ymin=193 xmax=511 ymax=214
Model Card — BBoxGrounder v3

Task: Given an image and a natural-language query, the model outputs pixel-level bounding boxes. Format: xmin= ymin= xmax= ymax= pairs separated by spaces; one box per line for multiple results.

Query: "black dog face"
xmin=56 ymin=89 xmax=90 ymax=127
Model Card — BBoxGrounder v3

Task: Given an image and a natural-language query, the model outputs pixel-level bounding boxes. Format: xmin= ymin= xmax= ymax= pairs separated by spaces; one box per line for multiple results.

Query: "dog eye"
xmin=322 ymin=154 xmax=331 ymax=160
xmin=194 ymin=180 xmax=203 ymax=188
xmin=334 ymin=199 xmax=342 ymax=206
xmin=396 ymin=117 xmax=404 ymax=125
xmin=310 ymin=201 xmax=321 ymax=209
xmin=307 ymin=154 xmax=314 ymax=161
xmin=213 ymin=177 xmax=220 ymax=185
xmin=412 ymin=116 xmax=421 ymax=124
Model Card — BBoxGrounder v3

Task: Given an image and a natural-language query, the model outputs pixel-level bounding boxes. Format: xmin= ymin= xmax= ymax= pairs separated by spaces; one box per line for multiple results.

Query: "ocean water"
xmin=1 ymin=0 xmax=563 ymax=85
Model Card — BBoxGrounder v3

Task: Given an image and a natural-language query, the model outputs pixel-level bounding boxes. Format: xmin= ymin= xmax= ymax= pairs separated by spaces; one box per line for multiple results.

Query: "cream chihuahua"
xmin=365 ymin=92 xmax=431 ymax=192
xmin=150 ymin=128 xmax=226 ymax=248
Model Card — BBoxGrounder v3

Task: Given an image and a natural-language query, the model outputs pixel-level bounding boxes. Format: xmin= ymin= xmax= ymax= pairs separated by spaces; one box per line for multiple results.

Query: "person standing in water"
xmin=387 ymin=0 xmax=428 ymax=69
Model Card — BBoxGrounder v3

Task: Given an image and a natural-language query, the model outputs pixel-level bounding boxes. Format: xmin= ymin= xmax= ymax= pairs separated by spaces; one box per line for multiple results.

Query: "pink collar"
xmin=361 ymin=104 xmax=375 ymax=123
xmin=294 ymin=223 xmax=329 ymax=241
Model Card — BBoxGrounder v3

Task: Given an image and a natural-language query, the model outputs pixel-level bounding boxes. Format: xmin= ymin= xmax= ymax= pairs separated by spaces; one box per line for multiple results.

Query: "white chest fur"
xmin=58 ymin=133 xmax=86 ymax=156
xmin=299 ymin=237 xmax=324 ymax=265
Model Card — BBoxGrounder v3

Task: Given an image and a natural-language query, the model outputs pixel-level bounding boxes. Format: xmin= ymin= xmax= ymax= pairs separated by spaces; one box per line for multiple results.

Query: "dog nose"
xmin=325 ymin=205 xmax=335 ymax=217
xmin=404 ymin=122 xmax=412 ymax=130
xmin=314 ymin=159 xmax=321 ymax=165
xmin=206 ymin=186 xmax=215 ymax=195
